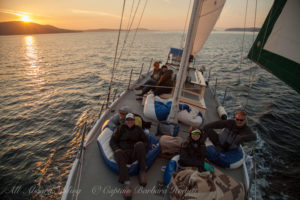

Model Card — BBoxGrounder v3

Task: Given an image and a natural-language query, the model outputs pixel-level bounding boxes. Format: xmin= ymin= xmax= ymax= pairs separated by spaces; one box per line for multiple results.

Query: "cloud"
xmin=71 ymin=9 xmax=120 ymax=18
xmin=0 ymin=9 xmax=32 ymax=17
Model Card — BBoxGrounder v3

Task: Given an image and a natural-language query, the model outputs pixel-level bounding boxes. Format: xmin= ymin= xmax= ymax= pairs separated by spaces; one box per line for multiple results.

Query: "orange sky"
xmin=0 ymin=0 xmax=274 ymax=30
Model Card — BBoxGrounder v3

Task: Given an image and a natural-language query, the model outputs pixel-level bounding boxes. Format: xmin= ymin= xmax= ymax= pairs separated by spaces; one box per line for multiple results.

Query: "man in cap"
xmin=203 ymin=110 xmax=256 ymax=152
xmin=110 ymin=113 xmax=149 ymax=200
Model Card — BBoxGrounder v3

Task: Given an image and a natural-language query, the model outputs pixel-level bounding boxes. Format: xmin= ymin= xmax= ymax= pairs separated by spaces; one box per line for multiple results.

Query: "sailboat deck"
xmin=68 ymin=75 xmax=247 ymax=200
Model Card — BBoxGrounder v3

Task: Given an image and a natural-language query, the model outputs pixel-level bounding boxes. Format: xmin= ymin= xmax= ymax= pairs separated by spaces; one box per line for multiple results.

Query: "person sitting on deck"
xmin=109 ymin=113 xmax=149 ymax=200
xmin=107 ymin=106 xmax=151 ymax=130
xmin=135 ymin=61 xmax=162 ymax=91
xmin=179 ymin=129 xmax=206 ymax=172
xmin=107 ymin=106 xmax=131 ymax=129
xmin=203 ymin=110 xmax=256 ymax=152
xmin=136 ymin=65 xmax=173 ymax=98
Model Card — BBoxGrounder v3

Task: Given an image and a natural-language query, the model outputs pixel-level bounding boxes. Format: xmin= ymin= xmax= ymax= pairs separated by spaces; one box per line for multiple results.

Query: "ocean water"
xmin=0 ymin=31 xmax=299 ymax=200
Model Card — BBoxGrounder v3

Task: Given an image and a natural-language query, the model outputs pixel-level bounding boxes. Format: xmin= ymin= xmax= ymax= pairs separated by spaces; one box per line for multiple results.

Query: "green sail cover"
xmin=248 ymin=0 xmax=300 ymax=94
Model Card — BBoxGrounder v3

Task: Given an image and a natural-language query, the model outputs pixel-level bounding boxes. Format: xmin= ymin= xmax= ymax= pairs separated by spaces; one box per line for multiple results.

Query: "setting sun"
xmin=20 ymin=15 xmax=32 ymax=22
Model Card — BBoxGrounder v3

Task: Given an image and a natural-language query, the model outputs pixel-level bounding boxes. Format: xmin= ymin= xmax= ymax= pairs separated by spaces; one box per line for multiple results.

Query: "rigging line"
xmin=249 ymin=0 xmax=258 ymax=82
xmin=257 ymin=1 xmax=273 ymax=63
xmin=125 ymin=0 xmax=148 ymax=81
xmin=244 ymin=74 xmax=255 ymax=109
xmin=235 ymin=0 xmax=249 ymax=106
xmin=252 ymin=0 xmax=258 ymax=43
xmin=126 ymin=0 xmax=135 ymax=31
xmin=114 ymin=0 xmax=144 ymax=91
xmin=115 ymin=0 xmax=142 ymax=70
xmin=124 ymin=0 xmax=148 ymax=83
xmin=126 ymin=0 xmax=148 ymax=58
xmin=180 ymin=0 xmax=192 ymax=49
xmin=238 ymin=0 xmax=249 ymax=84
xmin=245 ymin=0 xmax=258 ymax=109
xmin=106 ymin=0 xmax=126 ymax=108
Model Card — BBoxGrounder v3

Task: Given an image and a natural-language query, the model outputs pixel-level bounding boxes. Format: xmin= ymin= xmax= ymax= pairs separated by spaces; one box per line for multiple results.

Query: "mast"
xmin=167 ymin=0 xmax=203 ymax=123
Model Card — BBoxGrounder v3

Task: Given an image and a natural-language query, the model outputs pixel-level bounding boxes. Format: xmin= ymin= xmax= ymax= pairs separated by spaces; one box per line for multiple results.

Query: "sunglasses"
xmin=191 ymin=132 xmax=201 ymax=135
xmin=119 ymin=111 xmax=127 ymax=115
xmin=236 ymin=118 xmax=245 ymax=122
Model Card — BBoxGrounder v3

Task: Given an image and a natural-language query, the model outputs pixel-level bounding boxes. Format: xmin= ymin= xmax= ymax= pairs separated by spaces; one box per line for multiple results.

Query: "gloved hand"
xmin=204 ymin=162 xmax=214 ymax=173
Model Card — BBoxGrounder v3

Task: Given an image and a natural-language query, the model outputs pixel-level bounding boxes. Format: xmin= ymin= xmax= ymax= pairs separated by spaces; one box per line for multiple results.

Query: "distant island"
xmin=84 ymin=27 xmax=150 ymax=32
xmin=0 ymin=21 xmax=81 ymax=35
xmin=225 ymin=27 xmax=260 ymax=32
xmin=1 ymin=21 xmax=259 ymax=35
xmin=0 ymin=21 xmax=151 ymax=36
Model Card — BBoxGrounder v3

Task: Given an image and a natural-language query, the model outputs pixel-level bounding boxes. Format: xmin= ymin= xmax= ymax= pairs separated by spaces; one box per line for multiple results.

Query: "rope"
xmin=257 ymin=2 xmax=273 ymax=62
xmin=115 ymin=0 xmax=142 ymax=69
xmin=126 ymin=0 xmax=148 ymax=58
xmin=180 ymin=0 xmax=192 ymax=49
xmin=124 ymin=0 xmax=148 ymax=84
xmin=112 ymin=0 xmax=142 ymax=95
xmin=106 ymin=0 xmax=126 ymax=108
xmin=115 ymin=0 xmax=148 ymax=96
xmin=252 ymin=0 xmax=258 ymax=43
xmin=254 ymin=156 xmax=257 ymax=200
xmin=244 ymin=0 xmax=258 ymax=110
xmin=244 ymin=74 xmax=255 ymax=110
xmin=126 ymin=0 xmax=135 ymax=31
xmin=238 ymin=0 xmax=249 ymax=84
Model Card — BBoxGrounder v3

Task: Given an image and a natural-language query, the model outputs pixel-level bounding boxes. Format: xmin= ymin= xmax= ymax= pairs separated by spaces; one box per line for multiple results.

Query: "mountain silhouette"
xmin=0 ymin=21 xmax=80 ymax=35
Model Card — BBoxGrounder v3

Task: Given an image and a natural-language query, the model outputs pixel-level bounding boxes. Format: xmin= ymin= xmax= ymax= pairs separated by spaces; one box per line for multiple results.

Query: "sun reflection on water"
xmin=24 ymin=36 xmax=44 ymax=84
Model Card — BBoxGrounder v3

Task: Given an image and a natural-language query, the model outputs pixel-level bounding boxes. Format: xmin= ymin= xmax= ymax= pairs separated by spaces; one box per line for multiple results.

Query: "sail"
xmin=248 ymin=0 xmax=300 ymax=94
xmin=168 ymin=0 xmax=226 ymax=123
xmin=192 ymin=0 xmax=226 ymax=56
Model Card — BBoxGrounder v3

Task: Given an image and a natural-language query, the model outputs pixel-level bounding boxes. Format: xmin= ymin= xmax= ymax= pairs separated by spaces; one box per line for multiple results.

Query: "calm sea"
xmin=0 ymin=31 xmax=299 ymax=200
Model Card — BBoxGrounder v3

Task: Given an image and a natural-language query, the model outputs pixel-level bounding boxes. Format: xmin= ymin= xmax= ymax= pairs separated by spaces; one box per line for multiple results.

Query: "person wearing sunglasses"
xmin=202 ymin=110 xmax=256 ymax=153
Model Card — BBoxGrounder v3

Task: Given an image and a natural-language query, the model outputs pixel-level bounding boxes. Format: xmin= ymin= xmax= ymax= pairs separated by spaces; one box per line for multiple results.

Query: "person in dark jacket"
xmin=153 ymin=67 xmax=173 ymax=96
xmin=203 ymin=110 xmax=256 ymax=152
xmin=136 ymin=65 xmax=173 ymax=97
xmin=179 ymin=129 xmax=206 ymax=172
xmin=109 ymin=113 xmax=149 ymax=200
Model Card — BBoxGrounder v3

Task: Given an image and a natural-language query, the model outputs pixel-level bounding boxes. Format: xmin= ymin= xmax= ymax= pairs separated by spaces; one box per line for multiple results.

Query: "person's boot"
xmin=123 ymin=184 xmax=132 ymax=200
xmin=138 ymin=171 xmax=147 ymax=187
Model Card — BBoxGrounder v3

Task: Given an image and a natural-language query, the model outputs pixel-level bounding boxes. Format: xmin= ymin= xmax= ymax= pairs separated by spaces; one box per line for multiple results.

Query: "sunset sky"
xmin=0 ymin=0 xmax=274 ymax=30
